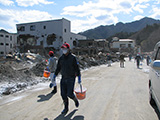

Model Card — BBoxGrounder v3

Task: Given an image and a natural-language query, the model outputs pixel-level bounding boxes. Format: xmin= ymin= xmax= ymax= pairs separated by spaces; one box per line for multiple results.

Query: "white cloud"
xmin=150 ymin=7 xmax=160 ymax=19
xmin=0 ymin=8 xmax=54 ymax=32
xmin=61 ymin=0 xmax=155 ymax=33
xmin=134 ymin=15 xmax=144 ymax=21
xmin=15 ymin=0 xmax=54 ymax=7
xmin=71 ymin=15 xmax=118 ymax=33
xmin=0 ymin=0 xmax=14 ymax=6
xmin=133 ymin=3 xmax=149 ymax=13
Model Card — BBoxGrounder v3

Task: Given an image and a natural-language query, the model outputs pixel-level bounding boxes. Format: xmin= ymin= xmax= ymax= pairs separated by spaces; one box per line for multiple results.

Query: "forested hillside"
xmin=129 ymin=23 xmax=160 ymax=52
xmin=79 ymin=17 xmax=160 ymax=39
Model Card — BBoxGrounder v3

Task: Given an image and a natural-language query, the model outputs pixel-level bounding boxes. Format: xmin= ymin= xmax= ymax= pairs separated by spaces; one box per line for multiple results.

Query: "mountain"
xmin=129 ymin=23 xmax=160 ymax=52
xmin=79 ymin=17 xmax=160 ymax=39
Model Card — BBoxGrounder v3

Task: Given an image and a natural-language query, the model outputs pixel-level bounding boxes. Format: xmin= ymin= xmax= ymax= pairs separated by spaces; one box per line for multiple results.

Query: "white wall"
xmin=16 ymin=18 xmax=86 ymax=51
xmin=112 ymin=40 xmax=135 ymax=48
xmin=0 ymin=32 xmax=17 ymax=56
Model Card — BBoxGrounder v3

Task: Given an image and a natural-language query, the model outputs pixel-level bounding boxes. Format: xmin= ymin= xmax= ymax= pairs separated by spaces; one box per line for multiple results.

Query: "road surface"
xmin=0 ymin=59 xmax=159 ymax=120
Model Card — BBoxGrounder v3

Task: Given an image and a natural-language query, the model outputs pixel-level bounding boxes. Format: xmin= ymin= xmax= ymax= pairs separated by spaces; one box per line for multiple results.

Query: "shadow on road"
xmin=151 ymin=104 xmax=160 ymax=119
xmin=37 ymin=92 xmax=55 ymax=102
xmin=43 ymin=109 xmax=84 ymax=120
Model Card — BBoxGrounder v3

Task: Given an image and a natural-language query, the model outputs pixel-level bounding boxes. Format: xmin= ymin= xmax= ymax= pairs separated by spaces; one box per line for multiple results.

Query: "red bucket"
xmin=75 ymin=84 xmax=87 ymax=100
xmin=43 ymin=70 xmax=50 ymax=78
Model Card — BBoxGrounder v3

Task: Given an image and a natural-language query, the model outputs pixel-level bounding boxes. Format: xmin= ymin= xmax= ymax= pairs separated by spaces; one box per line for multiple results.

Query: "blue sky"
xmin=0 ymin=0 xmax=160 ymax=33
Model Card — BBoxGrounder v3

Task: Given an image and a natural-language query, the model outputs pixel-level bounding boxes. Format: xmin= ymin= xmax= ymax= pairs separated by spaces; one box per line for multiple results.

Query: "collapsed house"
xmin=16 ymin=18 xmax=86 ymax=55
xmin=72 ymin=39 xmax=109 ymax=55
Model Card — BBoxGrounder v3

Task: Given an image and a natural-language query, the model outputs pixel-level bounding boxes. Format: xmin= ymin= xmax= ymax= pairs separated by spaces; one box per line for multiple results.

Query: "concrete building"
xmin=110 ymin=38 xmax=135 ymax=53
xmin=16 ymin=18 xmax=86 ymax=54
xmin=0 ymin=29 xmax=17 ymax=57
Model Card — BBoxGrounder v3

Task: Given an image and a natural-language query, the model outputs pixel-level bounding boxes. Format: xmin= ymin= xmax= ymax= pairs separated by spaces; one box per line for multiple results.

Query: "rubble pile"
xmin=0 ymin=53 xmax=48 ymax=96
xmin=0 ymin=52 xmax=109 ymax=96
xmin=77 ymin=53 xmax=107 ymax=69
xmin=30 ymin=62 xmax=47 ymax=77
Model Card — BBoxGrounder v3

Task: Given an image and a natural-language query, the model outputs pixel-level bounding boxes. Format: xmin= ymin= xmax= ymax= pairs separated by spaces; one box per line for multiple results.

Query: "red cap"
xmin=61 ymin=43 xmax=70 ymax=49
xmin=49 ymin=51 xmax=54 ymax=55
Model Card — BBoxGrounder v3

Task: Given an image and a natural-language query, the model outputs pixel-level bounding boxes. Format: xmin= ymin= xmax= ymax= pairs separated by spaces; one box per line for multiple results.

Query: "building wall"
xmin=112 ymin=40 xmax=135 ymax=49
xmin=0 ymin=31 xmax=17 ymax=57
xmin=17 ymin=19 xmax=64 ymax=49
xmin=16 ymin=18 xmax=86 ymax=52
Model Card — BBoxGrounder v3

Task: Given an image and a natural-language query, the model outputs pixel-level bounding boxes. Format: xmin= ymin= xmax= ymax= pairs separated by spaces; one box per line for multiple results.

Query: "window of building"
xmin=0 ymin=34 xmax=4 ymax=37
xmin=30 ymin=25 xmax=36 ymax=31
xmin=128 ymin=44 xmax=131 ymax=48
xmin=10 ymin=36 xmax=12 ymax=41
xmin=10 ymin=44 xmax=12 ymax=48
xmin=43 ymin=26 xmax=46 ymax=29
xmin=21 ymin=26 xmax=25 ymax=31
xmin=0 ymin=43 xmax=4 ymax=45
xmin=40 ymin=41 xmax=43 ymax=46
xmin=6 ymin=43 xmax=9 ymax=46
xmin=64 ymin=29 xmax=67 ymax=33
xmin=5 ymin=35 xmax=9 ymax=38
xmin=0 ymin=52 xmax=4 ymax=55
xmin=70 ymin=37 xmax=72 ymax=40
xmin=120 ymin=44 xmax=126 ymax=48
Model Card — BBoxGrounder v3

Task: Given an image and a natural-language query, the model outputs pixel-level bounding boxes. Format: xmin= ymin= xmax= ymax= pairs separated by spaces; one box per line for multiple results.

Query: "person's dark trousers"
xmin=137 ymin=60 xmax=140 ymax=68
xmin=60 ymin=77 xmax=79 ymax=114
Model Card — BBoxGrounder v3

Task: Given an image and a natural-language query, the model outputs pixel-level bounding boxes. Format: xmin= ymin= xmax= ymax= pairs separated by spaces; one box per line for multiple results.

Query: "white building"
xmin=16 ymin=18 xmax=86 ymax=53
xmin=111 ymin=39 xmax=135 ymax=49
xmin=0 ymin=29 xmax=17 ymax=57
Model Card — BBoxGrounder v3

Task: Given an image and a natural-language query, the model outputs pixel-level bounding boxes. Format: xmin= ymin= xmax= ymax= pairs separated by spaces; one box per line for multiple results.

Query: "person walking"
xmin=146 ymin=55 xmax=151 ymax=66
xmin=128 ymin=54 xmax=132 ymax=61
xmin=53 ymin=43 xmax=81 ymax=115
xmin=106 ymin=53 xmax=112 ymax=67
xmin=135 ymin=53 xmax=141 ymax=68
xmin=47 ymin=51 xmax=57 ymax=94
xmin=119 ymin=53 xmax=125 ymax=68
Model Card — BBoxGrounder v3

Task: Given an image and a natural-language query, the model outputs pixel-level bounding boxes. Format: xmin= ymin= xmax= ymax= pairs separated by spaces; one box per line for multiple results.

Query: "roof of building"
xmin=119 ymin=39 xmax=135 ymax=42
xmin=0 ymin=29 xmax=9 ymax=33
xmin=94 ymin=39 xmax=107 ymax=42
xmin=16 ymin=18 xmax=69 ymax=26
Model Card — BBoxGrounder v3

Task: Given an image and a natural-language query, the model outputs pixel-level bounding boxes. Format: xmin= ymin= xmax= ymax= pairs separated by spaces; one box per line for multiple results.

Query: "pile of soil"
xmin=0 ymin=52 xmax=109 ymax=96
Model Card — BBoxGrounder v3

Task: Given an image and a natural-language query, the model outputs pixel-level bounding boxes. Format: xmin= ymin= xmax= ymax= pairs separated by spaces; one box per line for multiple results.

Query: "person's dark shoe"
xmin=49 ymin=83 xmax=53 ymax=88
xmin=61 ymin=99 xmax=69 ymax=114
xmin=61 ymin=108 xmax=68 ymax=114
xmin=51 ymin=86 xmax=57 ymax=94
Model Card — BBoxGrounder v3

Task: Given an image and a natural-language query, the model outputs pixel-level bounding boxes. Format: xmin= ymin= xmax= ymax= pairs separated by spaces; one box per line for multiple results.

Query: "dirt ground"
xmin=0 ymin=59 xmax=159 ymax=120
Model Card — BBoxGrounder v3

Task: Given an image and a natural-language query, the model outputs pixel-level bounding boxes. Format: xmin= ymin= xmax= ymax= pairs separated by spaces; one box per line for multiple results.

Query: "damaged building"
xmin=72 ymin=39 xmax=109 ymax=55
xmin=16 ymin=18 xmax=86 ymax=55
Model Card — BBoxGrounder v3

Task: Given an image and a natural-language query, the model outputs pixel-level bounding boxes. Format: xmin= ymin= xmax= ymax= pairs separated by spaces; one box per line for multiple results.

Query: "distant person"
xmin=106 ymin=53 xmax=112 ymax=67
xmin=146 ymin=55 xmax=151 ymax=66
xmin=47 ymin=51 xmax=57 ymax=94
xmin=128 ymin=54 xmax=132 ymax=61
xmin=119 ymin=53 xmax=125 ymax=68
xmin=135 ymin=54 xmax=141 ymax=68
xmin=54 ymin=43 xmax=81 ymax=114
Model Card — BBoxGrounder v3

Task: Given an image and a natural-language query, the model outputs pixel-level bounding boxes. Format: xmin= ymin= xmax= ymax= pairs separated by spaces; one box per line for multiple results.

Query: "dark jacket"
xmin=55 ymin=53 xmax=81 ymax=78
xmin=107 ymin=55 xmax=112 ymax=61
xmin=135 ymin=55 xmax=141 ymax=62
xmin=119 ymin=55 xmax=125 ymax=61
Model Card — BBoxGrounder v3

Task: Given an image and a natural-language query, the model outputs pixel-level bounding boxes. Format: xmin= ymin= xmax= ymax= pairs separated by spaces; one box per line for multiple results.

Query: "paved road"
xmin=0 ymin=59 xmax=159 ymax=120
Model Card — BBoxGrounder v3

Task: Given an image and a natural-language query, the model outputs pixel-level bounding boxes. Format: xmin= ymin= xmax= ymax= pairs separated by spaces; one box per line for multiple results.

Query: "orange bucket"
xmin=75 ymin=84 xmax=87 ymax=100
xmin=43 ymin=70 xmax=51 ymax=78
